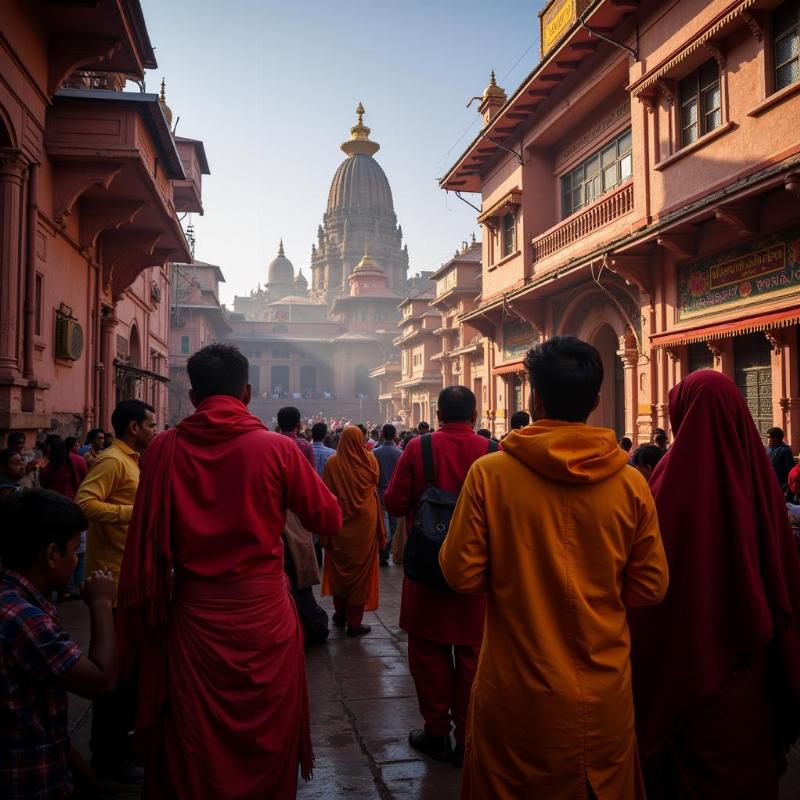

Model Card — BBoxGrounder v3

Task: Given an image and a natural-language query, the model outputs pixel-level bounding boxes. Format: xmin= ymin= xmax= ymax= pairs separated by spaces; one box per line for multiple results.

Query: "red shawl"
xmin=629 ymin=369 xmax=800 ymax=756
xmin=116 ymin=395 xmax=314 ymax=779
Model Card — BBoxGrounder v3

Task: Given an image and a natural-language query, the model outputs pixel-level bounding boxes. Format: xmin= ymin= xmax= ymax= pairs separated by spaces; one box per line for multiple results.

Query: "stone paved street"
xmin=60 ymin=563 xmax=461 ymax=800
xmin=59 ymin=563 xmax=800 ymax=799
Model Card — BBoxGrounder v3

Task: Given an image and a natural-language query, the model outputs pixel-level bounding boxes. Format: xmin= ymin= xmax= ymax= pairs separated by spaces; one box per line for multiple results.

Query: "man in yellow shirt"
xmin=75 ymin=398 xmax=156 ymax=782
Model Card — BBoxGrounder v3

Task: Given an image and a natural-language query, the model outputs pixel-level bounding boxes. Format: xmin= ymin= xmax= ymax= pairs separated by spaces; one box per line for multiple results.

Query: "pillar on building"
xmin=100 ymin=308 xmax=118 ymax=431
xmin=0 ymin=150 xmax=27 ymax=378
xmin=618 ymin=339 xmax=639 ymax=443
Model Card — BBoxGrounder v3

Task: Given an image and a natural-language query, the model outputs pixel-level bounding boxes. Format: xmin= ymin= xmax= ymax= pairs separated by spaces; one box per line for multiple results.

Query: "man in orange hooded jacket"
xmin=440 ymin=335 xmax=669 ymax=800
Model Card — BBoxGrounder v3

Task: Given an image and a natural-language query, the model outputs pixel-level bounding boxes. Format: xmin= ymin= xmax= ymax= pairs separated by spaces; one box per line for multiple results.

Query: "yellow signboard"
xmin=540 ymin=0 xmax=589 ymax=57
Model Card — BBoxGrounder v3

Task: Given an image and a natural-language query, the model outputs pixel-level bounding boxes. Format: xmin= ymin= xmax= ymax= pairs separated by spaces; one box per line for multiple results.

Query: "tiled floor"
xmin=59 ymin=563 xmax=800 ymax=799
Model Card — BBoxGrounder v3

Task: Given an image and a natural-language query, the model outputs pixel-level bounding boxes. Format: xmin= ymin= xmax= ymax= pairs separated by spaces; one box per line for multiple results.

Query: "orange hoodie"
xmin=440 ymin=418 xmax=668 ymax=800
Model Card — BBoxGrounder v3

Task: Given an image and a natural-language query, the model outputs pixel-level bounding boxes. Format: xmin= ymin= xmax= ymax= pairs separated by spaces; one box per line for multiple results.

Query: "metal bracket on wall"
xmin=579 ymin=18 xmax=639 ymax=62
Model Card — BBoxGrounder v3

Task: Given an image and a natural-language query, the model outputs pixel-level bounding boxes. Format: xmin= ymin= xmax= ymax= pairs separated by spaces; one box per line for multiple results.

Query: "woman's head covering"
xmin=323 ymin=426 xmax=380 ymax=520
xmin=630 ymin=369 xmax=800 ymax=755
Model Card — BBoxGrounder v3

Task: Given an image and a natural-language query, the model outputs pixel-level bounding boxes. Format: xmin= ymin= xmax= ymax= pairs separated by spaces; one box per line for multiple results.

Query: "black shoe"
xmin=332 ymin=613 xmax=346 ymax=628
xmin=408 ymin=729 xmax=453 ymax=762
xmin=346 ymin=624 xmax=371 ymax=638
xmin=451 ymin=743 xmax=464 ymax=767
xmin=379 ymin=559 xmax=389 ymax=567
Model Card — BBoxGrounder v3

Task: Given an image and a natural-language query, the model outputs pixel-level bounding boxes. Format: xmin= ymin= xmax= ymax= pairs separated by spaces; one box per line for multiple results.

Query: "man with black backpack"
xmin=384 ymin=386 xmax=496 ymax=767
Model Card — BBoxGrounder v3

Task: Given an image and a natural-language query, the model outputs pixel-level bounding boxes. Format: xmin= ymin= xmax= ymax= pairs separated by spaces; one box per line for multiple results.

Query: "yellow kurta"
xmin=440 ymin=420 xmax=669 ymax=800
xmin=74 ymin=438 xmax=140 ymax=599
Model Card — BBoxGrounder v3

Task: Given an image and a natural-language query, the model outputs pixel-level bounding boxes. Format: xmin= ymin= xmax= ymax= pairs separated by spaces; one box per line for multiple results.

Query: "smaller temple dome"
xmin=267 ymin=240 xmax=295 ymax=285
xmin=354 ymin=245 xmax=379 ymax=272
xmin=483 ymin=70 xmax=506 ymax=101
xmin=294 ymin=269 xmax=309 ymax=293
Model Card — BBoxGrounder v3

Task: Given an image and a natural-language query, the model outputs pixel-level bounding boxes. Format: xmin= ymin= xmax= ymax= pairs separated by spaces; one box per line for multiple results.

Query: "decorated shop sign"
xmin=677 ymin=231 xmax=800 ymax=320
xmin=501 ymin=317 xmax=537 ymax=361
xmin=540 ymin=0 xmax=590 ymax=57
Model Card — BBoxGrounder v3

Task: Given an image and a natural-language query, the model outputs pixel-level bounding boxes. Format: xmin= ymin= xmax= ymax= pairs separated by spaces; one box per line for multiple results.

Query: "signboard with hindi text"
xmin=677 ymin=230 xmax=800 ymax=321
xmin=540 ymin=0 xmax=590 ymax=57
xmin=501 ymin=318 xmax=538 ymax=362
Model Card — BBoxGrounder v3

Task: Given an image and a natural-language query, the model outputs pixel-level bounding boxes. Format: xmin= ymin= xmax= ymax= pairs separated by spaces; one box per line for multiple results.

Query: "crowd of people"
xmin=2 ymin=337 xmax=800 ymax=799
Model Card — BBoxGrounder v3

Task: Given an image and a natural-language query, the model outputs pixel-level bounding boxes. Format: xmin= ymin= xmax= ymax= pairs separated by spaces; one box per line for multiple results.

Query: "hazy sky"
xmin=140 ymin=1 xmax=543 ymax=304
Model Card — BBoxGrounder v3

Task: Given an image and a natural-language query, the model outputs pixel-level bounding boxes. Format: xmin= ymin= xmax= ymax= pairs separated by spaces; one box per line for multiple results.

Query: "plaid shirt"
xmin=0 ymin=569 xmax=82 ymax=799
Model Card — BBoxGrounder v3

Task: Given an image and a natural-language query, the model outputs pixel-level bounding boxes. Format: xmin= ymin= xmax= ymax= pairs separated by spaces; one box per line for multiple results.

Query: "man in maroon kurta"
xmin=117 ymin=344 xmax=342 ymax=799
xmin=384 ymin=386 xmax=492 ymax=766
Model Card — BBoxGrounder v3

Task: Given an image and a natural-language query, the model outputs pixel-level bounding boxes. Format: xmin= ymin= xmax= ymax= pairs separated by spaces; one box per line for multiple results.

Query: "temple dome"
xmin=326 ymin=104 xmax=394 ymax=215
xmin=267 ymin=240 xmax=294 ymax=284
xmin=327 ymin=154 xmax=394 ymax=215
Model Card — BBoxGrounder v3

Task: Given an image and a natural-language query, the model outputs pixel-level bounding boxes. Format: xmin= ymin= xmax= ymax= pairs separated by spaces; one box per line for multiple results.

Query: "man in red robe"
xmin=384 ymin=386 xmax=494 ymax=766
xmin=117 ymin=344 xmax=341 ymax=799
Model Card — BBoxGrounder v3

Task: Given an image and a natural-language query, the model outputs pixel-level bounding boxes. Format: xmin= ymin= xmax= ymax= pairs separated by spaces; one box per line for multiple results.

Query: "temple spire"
xmin=278 ymin=239 xmax=285 ymax=257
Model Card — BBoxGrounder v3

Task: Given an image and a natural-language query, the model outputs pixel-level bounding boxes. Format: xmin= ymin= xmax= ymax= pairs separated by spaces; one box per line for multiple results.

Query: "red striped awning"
xmin=492 ymin=360 xmax=526 ymax=375
xmin=650 ymin=306 xmax=800 ymax=349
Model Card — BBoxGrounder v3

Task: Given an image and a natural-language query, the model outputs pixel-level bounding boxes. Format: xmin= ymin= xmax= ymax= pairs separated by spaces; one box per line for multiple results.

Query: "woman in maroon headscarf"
xmin=629 ymin=369 xmax=800 ymax=799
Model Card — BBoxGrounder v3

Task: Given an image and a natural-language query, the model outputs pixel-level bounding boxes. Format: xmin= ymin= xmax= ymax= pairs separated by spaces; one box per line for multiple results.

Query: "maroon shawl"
xmin=116 ymin=397 xmax=314 ymax=779
xmin=629 ymin=369 xmax=800 ymax=756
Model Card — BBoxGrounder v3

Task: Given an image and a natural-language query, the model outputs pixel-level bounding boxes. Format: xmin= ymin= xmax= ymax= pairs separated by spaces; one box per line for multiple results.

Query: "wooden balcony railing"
xmin=531 ymin=181 xmax=634 ymax=262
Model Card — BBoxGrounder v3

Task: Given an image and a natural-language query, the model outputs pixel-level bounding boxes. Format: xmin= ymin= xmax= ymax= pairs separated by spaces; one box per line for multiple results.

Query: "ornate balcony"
xmin=531 ymin=181 xmax=634 ymax=263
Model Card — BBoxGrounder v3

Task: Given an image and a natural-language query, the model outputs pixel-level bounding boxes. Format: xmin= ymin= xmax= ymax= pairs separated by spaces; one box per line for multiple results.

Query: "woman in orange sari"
xmin=322 ymin=426 xmax=386 ymax=637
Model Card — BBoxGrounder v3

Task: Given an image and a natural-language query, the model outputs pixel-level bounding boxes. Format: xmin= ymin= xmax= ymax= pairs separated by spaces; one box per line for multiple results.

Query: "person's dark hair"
xmin=510 ymin=411 xmax=531 ymax=430
xmin=476 ymin=428 xmax=491 ymax=439
xmin=85 ymin=428 xmax=103 ymax=446
xmin=653 ymin=428 xmax=666 ymax=437
xmin=277 ymin=406 xmax=301 ymax=432
xmin=382 ymin=424 xmax=397 ymax=441
xmin=524 ymin=336 xmax=603 ymax=422
xmin=111 ymin=399 xmax=154 ymax=439
xmin=619 ymin=436 xmax=633 ymax=452
xmin=311 ymin=422 xmax=328 ymax=442
xmin=186 ymin=343 xmax=249 ymax=402
xmin=417 ymin=421 xmax=430 ymax=432
xmin=357 ymin=424 xmax=367 ymax=435
xmin=6 ymin=432 xmax=24 ymax=447
xmin=437 ymin=386 xmax=476 ymax=424
xmin=44 ymin=434 xmax=79 ymax=490
xmin=370 ymin=427 xmax=380 ymax=438
xmin=0 ymin=447 xmax=20 ymax=470
xmin=767 ymin=427 xmax=785 ymax=441
xmin=632 ymin=444 xmax=665 ymax=471
xmin=65 ymin=436 xmax=78 ymax=453
xmin=0 ymin=489 xmax=87 ymax=571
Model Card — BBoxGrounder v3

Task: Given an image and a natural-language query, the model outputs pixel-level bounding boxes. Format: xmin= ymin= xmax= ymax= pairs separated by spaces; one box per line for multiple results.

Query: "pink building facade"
xmin=441 ymin=0 xmax=800 ymax=444
xmin=0 ymin=0 xmax=206 ymax=444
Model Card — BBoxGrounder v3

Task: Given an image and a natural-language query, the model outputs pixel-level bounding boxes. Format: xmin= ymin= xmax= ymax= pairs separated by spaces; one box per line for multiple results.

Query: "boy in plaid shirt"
xmin=0 ymin=489 xmax=117 ymax=799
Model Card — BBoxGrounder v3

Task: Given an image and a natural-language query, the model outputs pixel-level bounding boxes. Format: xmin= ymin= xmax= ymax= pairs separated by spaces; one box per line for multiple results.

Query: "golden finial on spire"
xmin=159 ymin=77 xmax=173 ymax=128
xmin=340 ymin=102 xmax=380 ymax=157
xmin=355 ymin=241 xmax=379 ymax=271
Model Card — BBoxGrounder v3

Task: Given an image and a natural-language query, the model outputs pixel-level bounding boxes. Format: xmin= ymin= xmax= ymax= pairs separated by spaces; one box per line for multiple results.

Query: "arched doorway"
xmin=129 ymin=325 xmax=141 ymax=368
xmin=590 ymin=325 xmax=624 ymax=437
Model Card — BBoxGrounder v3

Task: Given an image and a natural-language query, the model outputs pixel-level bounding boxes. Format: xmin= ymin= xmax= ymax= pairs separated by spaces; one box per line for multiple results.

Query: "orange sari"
xmin=321 ymin=427 xmax=386 ymax=610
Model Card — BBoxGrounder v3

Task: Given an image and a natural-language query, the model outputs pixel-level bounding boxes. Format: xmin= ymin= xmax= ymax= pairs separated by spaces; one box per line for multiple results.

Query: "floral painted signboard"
xmin=678 ymin=231 xmax=800 ymax=321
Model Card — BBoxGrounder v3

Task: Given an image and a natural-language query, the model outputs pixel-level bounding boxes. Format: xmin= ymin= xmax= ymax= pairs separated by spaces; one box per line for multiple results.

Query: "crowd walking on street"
xmin=4 ymin=339 xmax=800 ymax=799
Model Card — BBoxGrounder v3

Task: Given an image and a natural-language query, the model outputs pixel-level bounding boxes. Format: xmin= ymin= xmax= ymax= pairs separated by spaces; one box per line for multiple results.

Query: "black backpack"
xmin=404 ymin=433 xmax=498 ymax=591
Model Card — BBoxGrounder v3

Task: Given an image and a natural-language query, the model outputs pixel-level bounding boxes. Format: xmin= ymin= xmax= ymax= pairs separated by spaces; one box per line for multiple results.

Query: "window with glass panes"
xmin=180 ymin=335 xmax=190 ymax=354
xmin=679 ymin=60 xmax=721 ymax=147
xmin=502 ymin=212 xmax=515 ymax=257
xmin=561 ymin=128 xmax=632 ymax=219
xmin=774 ymin=0 xmax=800 ymax=91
